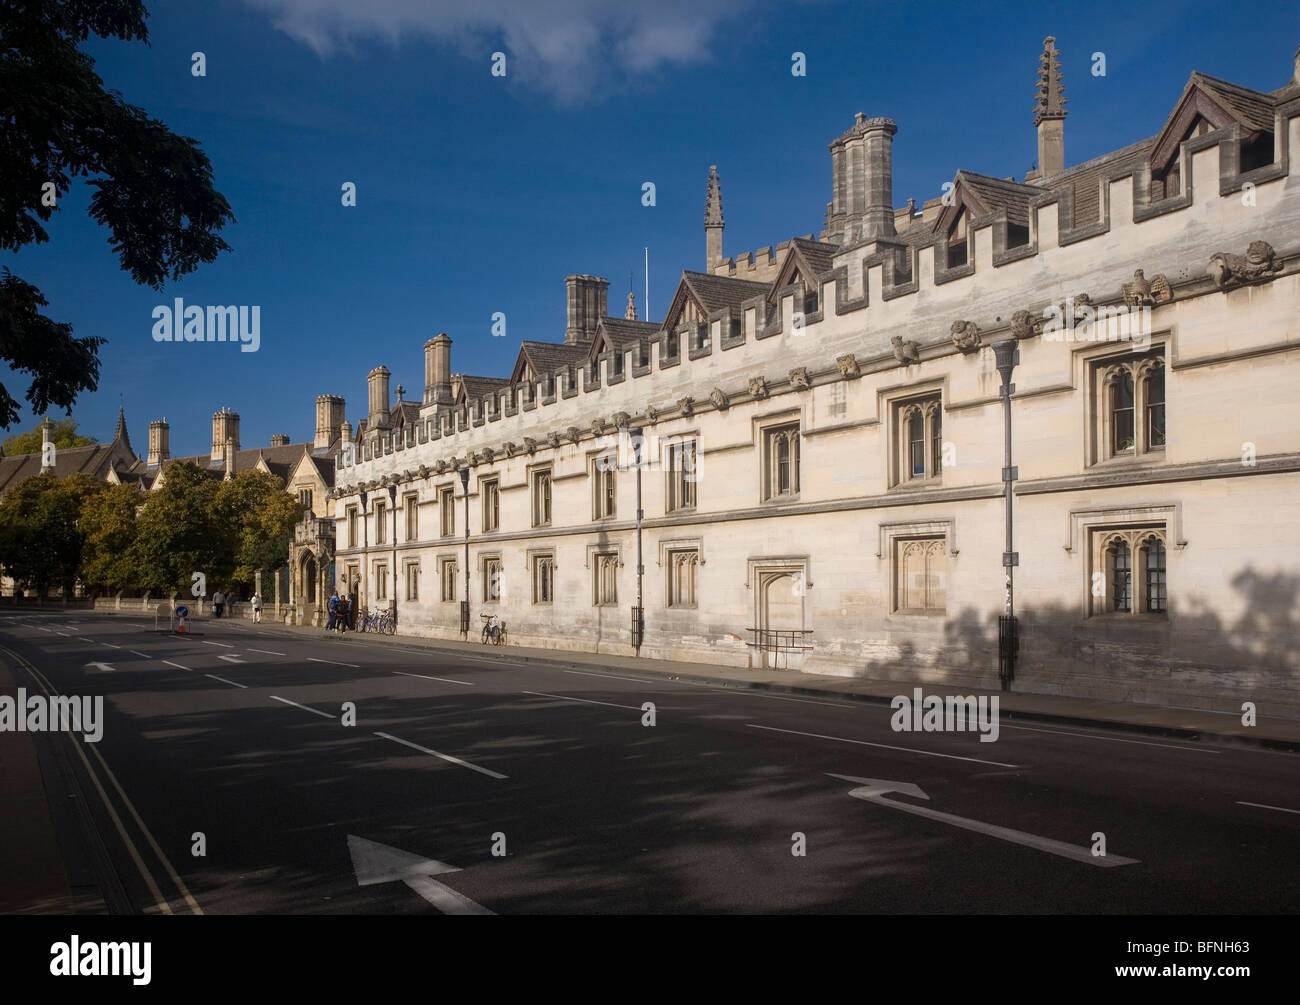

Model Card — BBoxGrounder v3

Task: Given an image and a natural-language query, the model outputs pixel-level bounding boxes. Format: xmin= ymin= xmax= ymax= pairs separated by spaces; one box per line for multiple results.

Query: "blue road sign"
xmin=176 ymin=605 xmax=189 ymax=618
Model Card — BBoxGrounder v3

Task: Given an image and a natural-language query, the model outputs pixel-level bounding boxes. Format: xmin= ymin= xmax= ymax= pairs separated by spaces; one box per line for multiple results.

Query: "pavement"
xmin=2 ymin=608 xmax=1297 ymax=915
xmin=163 ymin=609 xmax=1300 ymax=749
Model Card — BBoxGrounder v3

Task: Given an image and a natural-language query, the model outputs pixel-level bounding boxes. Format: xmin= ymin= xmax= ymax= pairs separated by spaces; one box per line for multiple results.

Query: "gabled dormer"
xmin=663 ymin=271 xmax=771 ymax=354
xmin=1149 ymin=72 xmax=1276 ymax=198
xmin=931 ymin=170 xmax=1038 ymax=267
xmin=765 ymin=238 xmax=838 ymax=316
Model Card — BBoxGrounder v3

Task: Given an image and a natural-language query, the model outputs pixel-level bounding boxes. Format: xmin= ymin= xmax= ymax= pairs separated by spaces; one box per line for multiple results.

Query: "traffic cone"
xmin=177 ymin=616 xmax=186 ymax=633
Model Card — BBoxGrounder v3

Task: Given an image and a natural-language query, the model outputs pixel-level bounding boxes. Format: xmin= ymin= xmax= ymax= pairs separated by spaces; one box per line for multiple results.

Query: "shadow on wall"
xmin=853 ymin=565 xmax=1300 ymax=708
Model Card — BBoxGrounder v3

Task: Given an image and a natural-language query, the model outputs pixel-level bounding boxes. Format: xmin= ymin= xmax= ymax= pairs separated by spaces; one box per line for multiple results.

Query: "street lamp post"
xmin=629 ymin=426 xmax=645 ymax=655
xmin=992 ymin=339 xmax=1020 ymax=691
xmin=388 ymin=482 xmax=398 ymax=630
xmin=459 ymin=466 xmax=470 ymax=639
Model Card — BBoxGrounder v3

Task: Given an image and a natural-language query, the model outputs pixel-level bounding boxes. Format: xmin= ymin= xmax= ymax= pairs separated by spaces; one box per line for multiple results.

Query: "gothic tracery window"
xmin=1095 ymin=352 xmax=1167 ymax=462
xmin=1093 ymin=527 xmax=1170 ymax=616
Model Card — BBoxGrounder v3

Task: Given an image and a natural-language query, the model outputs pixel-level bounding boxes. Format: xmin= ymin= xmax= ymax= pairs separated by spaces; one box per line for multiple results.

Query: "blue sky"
xmin=5 ymin=0 xmax=1297 ymax=458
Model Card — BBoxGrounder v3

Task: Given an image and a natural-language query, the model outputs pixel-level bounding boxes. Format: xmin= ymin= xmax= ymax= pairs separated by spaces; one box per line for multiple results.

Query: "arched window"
xmin=908 ymin=411 xmax=925 ymax=477
xmin=1144 ymin=537 xmax=1167 ymax=612
xmin=1144 ymin=363 xmax=1165 ymax=448
xmin=764 ymin=424 xmax=800 ymax=499
xmin=1110 ymin=371 xmax=1135 ymax=454
xmin=894 ymin=395 xmax=943 ymax=484
xmin=930 ymin=404 xmax=943 ymax=475
xmin=1108 ymin=539 xmax=1131 ymax=612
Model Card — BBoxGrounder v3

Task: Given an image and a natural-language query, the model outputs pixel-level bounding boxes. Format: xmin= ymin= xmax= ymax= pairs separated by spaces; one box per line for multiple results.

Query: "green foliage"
xmin=130 ymin=462 xmax=227 ymax=594
xmin=0 ymin=0 xmax=234 ymax=428
xmin=0 ymin=473 xmax=103 ymax=593
xmin=1 ymin=418 xmax=97 ymax=455
xmin=214 ymin=470 xmax=304 ymax=587
xmin=80 ymin=481 xmax=142 ymax=591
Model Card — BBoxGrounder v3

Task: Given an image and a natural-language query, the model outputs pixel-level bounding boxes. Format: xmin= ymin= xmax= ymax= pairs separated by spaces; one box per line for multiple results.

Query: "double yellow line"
xmin=0 ymin=645 xmax=203 ymax=915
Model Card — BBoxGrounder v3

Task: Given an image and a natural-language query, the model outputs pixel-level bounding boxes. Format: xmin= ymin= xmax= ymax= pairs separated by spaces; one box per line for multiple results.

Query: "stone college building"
xmin=331 ymin=40 xmax=1300 ymax=715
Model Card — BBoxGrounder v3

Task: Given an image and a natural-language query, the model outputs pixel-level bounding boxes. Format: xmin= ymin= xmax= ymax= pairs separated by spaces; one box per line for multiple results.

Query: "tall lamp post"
xmin=458 ymin=465 xmax=470 ymax=639
xmin=992 ymin=339 xmax=1019 ymax=691
xmin=629 ymin=426 xmax=645 ymax=655
xmin=388 ymin=482 xmax=398 ymax=630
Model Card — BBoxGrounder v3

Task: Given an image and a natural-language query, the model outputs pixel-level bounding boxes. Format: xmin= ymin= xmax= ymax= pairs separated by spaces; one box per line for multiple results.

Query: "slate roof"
xmin=0 ymin=433 xmax=141 ymax=495
xmin=680 ymin=272 xmax=771 ymax=314
xmin=165 ymin=440 xmax=315 ymax=484
xmin=943 ymin=171 xmax=1041 ymax=227
xmin=512 ymin=342 xmax=591 ymax=382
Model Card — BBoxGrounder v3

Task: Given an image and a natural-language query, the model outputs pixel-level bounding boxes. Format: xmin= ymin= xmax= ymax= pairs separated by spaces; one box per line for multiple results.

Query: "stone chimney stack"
xmin=39 ymin=416 xmax=54 ymax=473
xmin=367 ymin=366 xmax=391 ymax=430
xmin=824 ymin=114 xmax=898 ymax=244
xmin=314 ymin=394 xmax=345 ymax=449
xmin=223 ymin=437 xmax=235 ymax=479
xmin=425 ymin=333 xmax=453 ymax=405
xmin=564 ymin=275 xmax=609 ymax=345
xmin=147 ymin=419 xmax=170 ymax=466
xmin=704 ymin=165 xmax=724 ymax=270
xmin=340 ymin=420 xmax=352 ymax=446
xmin=210 ymin=407 xmax=240 ymax=462
xmin=1032 ymin=36 xmax=1067 ymax=179
xmin=270 ymin=433 xmax=290 ymax=447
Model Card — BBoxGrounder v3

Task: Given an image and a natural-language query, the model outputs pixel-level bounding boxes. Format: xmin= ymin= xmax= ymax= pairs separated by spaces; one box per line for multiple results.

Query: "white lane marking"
xmin=520 ymin=690 xmax=643 ymax=711
xmin=270 ymin=695 xmax=334 ymax=719
xmin=36 ymin=627 xmax=53 ymax=632
xmin=347 ymin=835 xmax=494 ymax=915
xmin=218 ymin=654 xmax=244 ymax=664
xmin=393 ymin=671 xmax=473 ymax=686
xmin=162 ymin=660 xmax=191 ymax=671
xmin=564 ymin=668 xmax=675 ymax=686
xmin=372 ymin=731 xmax=508 ymax=779
xmin=129 ymin=650 xmax=151 ymax=658
xmin=79 ymin=637 xmax=96 ymax=643
xmin=248 ymin=648 xmax=287 ymax=656
xmin=205 ymin=674 xmax=247 ymax=689
xmin=85 ymin=662 xmax=115 ymax=673
xmin=748 ymin=723 xmax=1019 ymax=768
xmin=828 ymin=774 xmax=1140 ymax=867
xmin=201 ymin=641 xmax=235 ymax=648
xmin=1237 ymin=800 xmax=1300 ymax=815
xmin=459 ymin=656 xmax=511 ymax=664
xmin=709 ymin=687 xmax=854 ymax=709
xmin=307 ymin=657 xmax=362 ymax=668
xmin=101 ymin=642 xmax=122 ymax=649
xmin=999 ymin=722 xmax=1220 ymax=753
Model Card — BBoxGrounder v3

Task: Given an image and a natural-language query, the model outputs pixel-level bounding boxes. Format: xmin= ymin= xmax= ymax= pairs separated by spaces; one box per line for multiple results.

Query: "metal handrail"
xmin=745 ymin=628 xmax=815 ymax=653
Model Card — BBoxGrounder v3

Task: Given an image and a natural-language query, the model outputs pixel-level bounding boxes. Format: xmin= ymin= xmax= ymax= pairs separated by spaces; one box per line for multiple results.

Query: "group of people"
xmin=326 ymin=590 xmax=357 ymax=632
xmin=210 ymin=589 xmax=265 ymax=623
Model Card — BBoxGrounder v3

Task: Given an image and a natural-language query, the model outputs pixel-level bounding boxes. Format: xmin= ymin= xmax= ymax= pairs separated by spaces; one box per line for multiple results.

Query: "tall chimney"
xmin=564 ymin=275 xmax=609 ymax=345
xmin=367 ymin=366 xmax=391 ymax=430
xmin=223 ymin=437 xmax=235 ymax=479
xmin=704 ymin=165 xmax=724 ymax=270
xmin=270 ymin=433 xmax=291 ymax=447
xmin=147 ymin=418 xmax=170 ymax=466
xmin=211 ymin=407 xmax=240 ymax=462
xmin=1033 ymin=36 xmax=1067 ymax=178
xmin=825 ymin=114 xmax=898 ymax=244
xmin=425 ymin=333 xmax=453 ymax=405
xmin=315 ymin=394 xmax=344 ymax=449
xmin=340 ymin=420 xmax=352 ymax=446
xmin=39 ymin=416 xmax=54 ymax=473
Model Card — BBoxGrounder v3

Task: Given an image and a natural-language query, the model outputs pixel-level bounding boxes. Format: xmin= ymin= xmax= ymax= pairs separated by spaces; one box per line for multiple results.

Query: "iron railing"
xmin=745 ymin=628 xmax=815 ymax=654
xmin=998 ymin=614 xmax=1019 ymax=690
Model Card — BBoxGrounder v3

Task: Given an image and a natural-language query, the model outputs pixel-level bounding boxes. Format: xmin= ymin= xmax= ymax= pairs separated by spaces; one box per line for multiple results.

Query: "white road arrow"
xmin=85 ymin=662 xmax=115 ymax=673
xmin=827 ymin=773 xmax=1140 ymax=868
xmin=218 ymin=654 xmax=244 ymax=664
xmin=347 ymin=835 xmax=494 ymax=915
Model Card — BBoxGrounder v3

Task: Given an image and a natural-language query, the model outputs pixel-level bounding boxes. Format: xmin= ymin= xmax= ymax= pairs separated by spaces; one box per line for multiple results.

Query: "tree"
xmin=80 ymin=481 xmax=142 ymax=592
xmin=1 ymin=417 xmax=97 ymax=455
xmin=215 ymin=470 xmax=304 ymax=591
xmin=130 ymin=462 xmax=227 ymax=595
xmin=0 ymin=0 xmax=234 ymax=428
xmin=0 ymin=473 xmax=103 ymax=594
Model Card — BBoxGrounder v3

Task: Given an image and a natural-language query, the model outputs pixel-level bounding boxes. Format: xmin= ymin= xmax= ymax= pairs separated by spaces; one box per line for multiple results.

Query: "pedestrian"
xmin=336 ymin=594 xmax=349 ymax=634
xmin=251 ymin=591 xmax=262 ymax=624
xmin=348 ymin=588 xmax=359 ymax=631
xmin=326 ymin=591 xmax=338 ymax=632
xmin=213 ymin=588 xmax=225 ymax=619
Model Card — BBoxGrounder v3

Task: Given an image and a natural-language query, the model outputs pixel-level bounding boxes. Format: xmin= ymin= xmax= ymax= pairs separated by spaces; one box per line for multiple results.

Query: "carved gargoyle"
xmin=546 ymin=431 xmax=561 ymax=448
xmin=1207 ymin=240 xmax=1281 ymax=289
xmin=612 ymin=411 xmax=631 ymax=428
xmin=951 ymin=320 xmax=982 ymax=352
xmin=788 ymin=367 xmax=810 ymax=389
xmin=502 ymin=441 xmax=517 ymax=458
xmin=645 ymin=404 xmax=659 ymax=423
xmin=482 ymin=447 xmax=495 ymax=463
xmin=678 ymin=396 xmax=695 ymax=418
xmin=836 ymin=353 xmax=861 ymax=378
xmin=567 ymin=426 xmax=582 ymax=444
xmin=434 ymin=460 xmax=447 ymax=474
xmin=891 ymin=336 xmax=921 ymax=364
xmin=417 ymin=465 xmax=429 ymax=479
xmin=591 ymin=419 xmax=605 ymax=437
xmin=749 ymin=376 xmax=769 ymax=399
xmin=523 ymin=436 xmax=538 ymax=455
xmin=1122 ymin=269 xmax=1173 ymax=307
xmin=710 ymin=387 xmax=729 ymax=411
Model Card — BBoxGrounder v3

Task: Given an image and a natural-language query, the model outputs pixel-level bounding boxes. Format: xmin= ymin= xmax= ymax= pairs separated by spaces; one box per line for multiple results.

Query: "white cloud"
xmin=242 ymin=0 xmax=758 ymax=101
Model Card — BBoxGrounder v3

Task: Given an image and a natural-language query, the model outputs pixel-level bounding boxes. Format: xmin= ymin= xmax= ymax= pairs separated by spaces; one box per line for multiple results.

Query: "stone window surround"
xmin=403 ymin=558 xmax=420 ymax=601
xmin=528 ymin=461 xmax=553 ymax=528
xmin=661 ymin=432 xmax=699 ymax=513
xmin=666 ymin=546 xmax=700 ymax=609
xmin=755 ymin=408 xmax=803 ymax=503
xmin=1089 ymin=525 xmax=1170 ymax=616
xmin=480 ymin=475 xmax=500 ymax=533
xmin=1077 ymin=338 xmax=1168 ymax=467
xmin=894 ymin=536 xmax=948 ymax=615
xmin=437 ymin=554 xmax=458 ymax=603
xmin=1063 ymin=504 xmax=1186 ymax=614
xmin=528 ymin=549 xmax=555 ymax=605
xmin=877 ymin=520 xmax=955 ymax=617
xmin=880 ymin=381 xmax=944 ymax=489
xmin=480 ymin=552 xmax=503 ymax=604
xmin=585 ymin=447 xmax=617 ymax=521
xmin=591 ymin=548 xmax=620 ymax=607
xmin=437 ymin=483 xmax=456 ymax=538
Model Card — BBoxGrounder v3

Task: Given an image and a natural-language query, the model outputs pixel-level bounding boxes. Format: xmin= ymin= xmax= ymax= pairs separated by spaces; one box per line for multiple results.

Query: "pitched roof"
xmin=510 ymin=341 xmax=591 ymax=383
xmin=455 ymin=375 xmax=512 ymax=403
xmin=936 ymin=171 xmax=1041 ymax=229
xmin=680 ymin=271 xmax=772 ymax=314
xmin=0 ymin=440 xmax=141 ymax=495
xmin=163 ymin=440 xmax=310 ymax=484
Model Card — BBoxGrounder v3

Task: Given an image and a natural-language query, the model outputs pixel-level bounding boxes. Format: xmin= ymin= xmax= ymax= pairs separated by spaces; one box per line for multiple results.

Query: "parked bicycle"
xmin=480 ymin=612 xmax=508 ymax=646
xmin=358 ymin=607 xmax=396 ymax=635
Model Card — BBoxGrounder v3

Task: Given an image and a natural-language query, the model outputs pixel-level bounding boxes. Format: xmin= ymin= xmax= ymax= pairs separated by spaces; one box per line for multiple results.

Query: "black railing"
xmin=631 ymin=606 xmax=644 ymax=648
xmin=459 ymin=601 xmax=470 ymax=635
xmin=745 ymin=628 xmax=815 ymax=654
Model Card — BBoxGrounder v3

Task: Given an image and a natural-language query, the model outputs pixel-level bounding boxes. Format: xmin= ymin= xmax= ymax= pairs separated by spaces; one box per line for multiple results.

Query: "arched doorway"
xmin=756 ymin=568 xmax=806 ymax=670
xmin=302 ymin=554 xmax=318 ymax=604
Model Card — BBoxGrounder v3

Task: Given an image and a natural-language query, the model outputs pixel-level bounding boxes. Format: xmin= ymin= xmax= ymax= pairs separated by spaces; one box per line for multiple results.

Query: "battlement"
xmin=335 ymin=92 xmax=1300 ymax=492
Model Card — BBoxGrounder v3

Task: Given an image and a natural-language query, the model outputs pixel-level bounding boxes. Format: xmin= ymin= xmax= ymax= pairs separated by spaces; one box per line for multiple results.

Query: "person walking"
xmin=213 ymin=588 xmax=225 ymax=619
xmin=336 ymin=593 xmax=349 ymax=634
xmin=251 ymin=591 xmax=262 ymax=624
xmin=348 ymin=587 xmax=359 ymax=631
xmin=326 ymin=591 xmax=338 ymax=632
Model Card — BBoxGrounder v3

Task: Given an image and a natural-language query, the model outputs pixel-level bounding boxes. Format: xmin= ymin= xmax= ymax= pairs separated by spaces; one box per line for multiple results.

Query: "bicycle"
xmin=479 ymin=612 xmax=508 ymax=646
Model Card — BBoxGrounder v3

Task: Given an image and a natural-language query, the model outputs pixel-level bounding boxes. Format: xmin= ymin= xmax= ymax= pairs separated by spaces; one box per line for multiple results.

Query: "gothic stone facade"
xmin=332 ymin=43 xmax=1300 ymax=715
